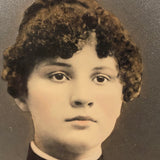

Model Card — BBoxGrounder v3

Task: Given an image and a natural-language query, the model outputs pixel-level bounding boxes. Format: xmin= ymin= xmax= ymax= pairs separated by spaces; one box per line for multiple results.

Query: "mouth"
xmin=65 ymin=116 xmax=97 ymax=123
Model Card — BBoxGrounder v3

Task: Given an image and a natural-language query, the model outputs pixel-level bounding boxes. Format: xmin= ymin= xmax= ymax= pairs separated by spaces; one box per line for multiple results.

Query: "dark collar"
xmin=27 ymin=144 xmax=104 ymax=160
xmin=98 ymin=154 xmax=104 ymax=160
xmin=27 ymin=144 xmax=45 ymax=160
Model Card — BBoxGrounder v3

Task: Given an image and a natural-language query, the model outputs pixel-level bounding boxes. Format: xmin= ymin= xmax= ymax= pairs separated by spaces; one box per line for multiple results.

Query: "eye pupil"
xmin=55 ymin=74 xmax=63 ymax=80
xmin=97 ymin=77 xmax=105 ymax=82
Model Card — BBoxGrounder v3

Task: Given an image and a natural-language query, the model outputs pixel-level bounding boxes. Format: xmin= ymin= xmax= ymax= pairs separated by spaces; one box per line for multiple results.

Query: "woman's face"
xmin=25 ymin=41 xmax=123 ymax=153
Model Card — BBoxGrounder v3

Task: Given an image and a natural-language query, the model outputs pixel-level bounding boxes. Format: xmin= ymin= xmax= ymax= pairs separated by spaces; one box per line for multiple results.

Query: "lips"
xmin=65 ymin=116 xmax=97 ymax=123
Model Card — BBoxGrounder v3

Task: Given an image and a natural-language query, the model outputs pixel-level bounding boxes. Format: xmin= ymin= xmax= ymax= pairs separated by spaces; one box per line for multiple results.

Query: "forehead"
xmin=57 ymin=45 xmax=117 ymax=69
xmin=34 ymin=42 xmax=119 ymax=76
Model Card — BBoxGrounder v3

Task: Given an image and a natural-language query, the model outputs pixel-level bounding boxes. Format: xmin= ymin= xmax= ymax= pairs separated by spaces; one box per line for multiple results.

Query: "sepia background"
xmin=0 ymin=0 xmax=160 ymax=159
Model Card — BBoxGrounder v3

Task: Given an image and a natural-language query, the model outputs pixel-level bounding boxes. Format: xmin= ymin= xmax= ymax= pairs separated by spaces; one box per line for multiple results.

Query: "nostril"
xmin=71 ymin=100 xmax=93 ymax=107
xmin=88 ymin=102 xmax=93 ymax=107
xmin=74 ymin=101 xmax=82 ymax=105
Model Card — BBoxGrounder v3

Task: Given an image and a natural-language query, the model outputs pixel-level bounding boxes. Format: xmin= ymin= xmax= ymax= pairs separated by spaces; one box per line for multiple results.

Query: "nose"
xmin=70 ymin=84 xmax=94 ymax=108
xmin=71 ymin=100 xmax=94 ymax=108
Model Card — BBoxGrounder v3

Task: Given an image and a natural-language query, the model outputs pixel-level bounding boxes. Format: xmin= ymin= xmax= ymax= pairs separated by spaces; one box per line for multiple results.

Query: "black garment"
xmin=27 ymin=145 xmax=104 ymax=160
xmin=27 ymin=144 xmax=45 ymax=160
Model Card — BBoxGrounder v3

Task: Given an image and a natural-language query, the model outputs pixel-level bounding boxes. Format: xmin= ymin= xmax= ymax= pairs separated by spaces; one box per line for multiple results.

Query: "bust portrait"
xmin=1 ymin=0 xmax=143 ymax=159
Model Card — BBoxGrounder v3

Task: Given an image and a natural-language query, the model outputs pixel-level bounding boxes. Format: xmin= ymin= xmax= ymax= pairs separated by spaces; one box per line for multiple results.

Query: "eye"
xmin=48 ymin=72 xmax=70 ymax=83
xmin=92 ymin=75 xmax=111 ymax=85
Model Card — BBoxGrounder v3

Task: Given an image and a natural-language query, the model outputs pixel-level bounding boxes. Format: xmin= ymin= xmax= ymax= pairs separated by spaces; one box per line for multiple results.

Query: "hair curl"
xmin=1 ymin=0 xmax=143 ymax=102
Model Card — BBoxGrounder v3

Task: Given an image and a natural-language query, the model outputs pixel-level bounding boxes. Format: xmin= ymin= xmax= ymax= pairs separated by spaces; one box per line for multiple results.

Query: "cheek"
xmin=92 ymin=92 xmax=123 ymax=141
xmin=27 ymin=87 xmax=67 ymax=132
xmin=94 ymin=93 xmax=122 ymax=118
xmin=27 ymin=83 xmax=67 ymax=119
xmin=28 ymin=89 xmax=59 ymax=108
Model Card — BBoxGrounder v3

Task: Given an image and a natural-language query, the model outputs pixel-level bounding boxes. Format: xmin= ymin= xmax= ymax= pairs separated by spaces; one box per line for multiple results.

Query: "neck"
xmin=33 ymin=139 xmax=102 ymax=160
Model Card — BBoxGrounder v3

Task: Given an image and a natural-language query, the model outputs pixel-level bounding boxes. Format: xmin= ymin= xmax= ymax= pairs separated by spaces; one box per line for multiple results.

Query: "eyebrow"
xmin=93 ymin=66 xmax=119 ymax=78
xmin=92 ymin=66 xmax=115 ymax=71
xmin=44 ymin=62 xmax=72 ymax=67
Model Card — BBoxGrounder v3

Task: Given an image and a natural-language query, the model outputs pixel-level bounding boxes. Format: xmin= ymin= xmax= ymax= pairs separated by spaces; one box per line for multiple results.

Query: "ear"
xmin=15 ymin=98 xmax=29 ymax=111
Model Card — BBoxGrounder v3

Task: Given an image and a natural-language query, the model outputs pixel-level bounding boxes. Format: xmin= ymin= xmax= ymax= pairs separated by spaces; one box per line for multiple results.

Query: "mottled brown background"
xmin=0 ymin=0 xmax=160 ymax=160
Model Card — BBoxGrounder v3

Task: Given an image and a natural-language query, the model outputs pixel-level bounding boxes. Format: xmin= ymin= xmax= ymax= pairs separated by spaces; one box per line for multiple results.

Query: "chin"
xmin=62 ymin=141 xmax=99 ymax=154
xmin=59 ymin=134 xmax=102 ymax=152
xmin=35 ymin=128 xmax=107 ymax=153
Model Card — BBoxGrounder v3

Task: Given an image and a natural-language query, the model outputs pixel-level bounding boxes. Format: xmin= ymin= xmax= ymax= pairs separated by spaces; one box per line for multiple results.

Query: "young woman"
xmin=1 ymin=0 xmax=143 ymax=159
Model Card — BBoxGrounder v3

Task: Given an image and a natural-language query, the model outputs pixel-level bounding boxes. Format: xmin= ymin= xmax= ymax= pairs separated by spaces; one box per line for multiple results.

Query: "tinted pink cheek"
xmin=94 ymin=94 xmax=122 ymax=117
xmin=29 ymin=90 xmax=61 ymax=112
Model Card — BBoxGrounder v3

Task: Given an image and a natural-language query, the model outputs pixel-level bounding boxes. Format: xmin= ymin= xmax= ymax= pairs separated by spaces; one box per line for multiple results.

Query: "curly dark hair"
xmin=1 ymin=0 xmax=143 ymax=102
